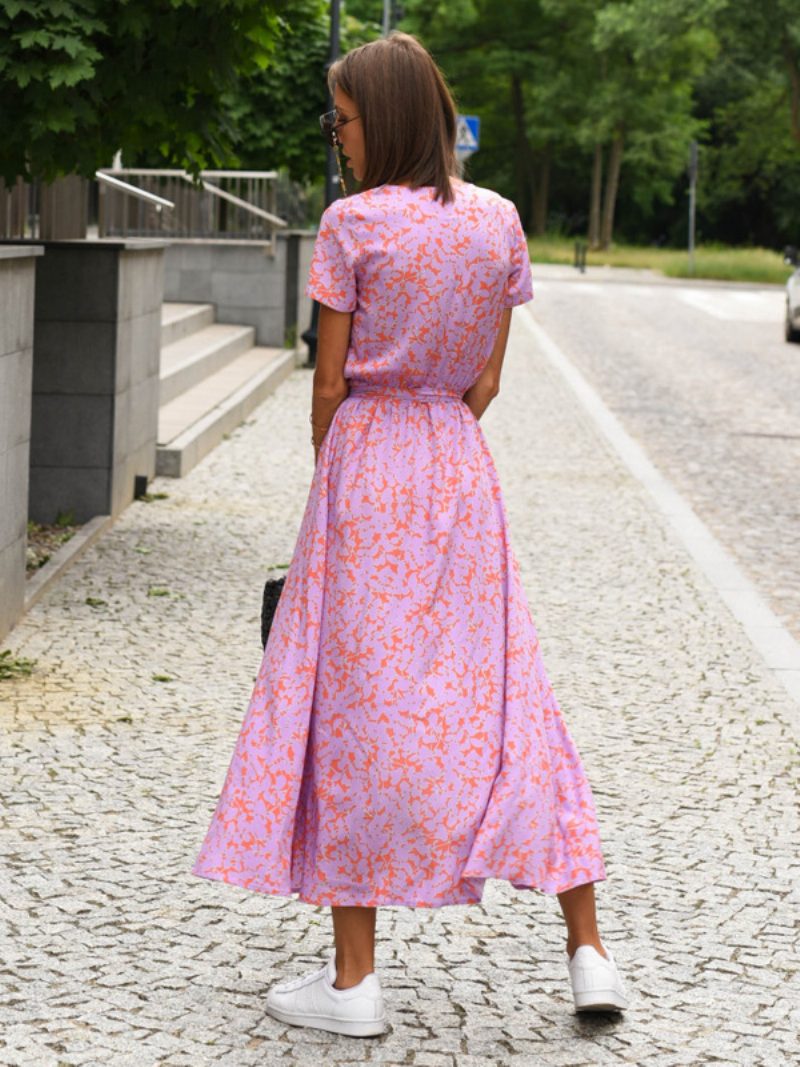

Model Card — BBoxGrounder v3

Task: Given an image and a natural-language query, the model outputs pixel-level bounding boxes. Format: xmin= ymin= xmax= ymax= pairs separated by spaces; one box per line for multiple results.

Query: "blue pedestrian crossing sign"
xmin=455 ymin=115 xmax=480 ymax=161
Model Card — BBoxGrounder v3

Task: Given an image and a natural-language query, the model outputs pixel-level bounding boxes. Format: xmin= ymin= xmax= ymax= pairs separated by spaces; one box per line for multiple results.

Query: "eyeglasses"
xmin=319 ymin=108 xmax=361 ymax=196
xmin=319 ymin=108 xmax=361 ymax=148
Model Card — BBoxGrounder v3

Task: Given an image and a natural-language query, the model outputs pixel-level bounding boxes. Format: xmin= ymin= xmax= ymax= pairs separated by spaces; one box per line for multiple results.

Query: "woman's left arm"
xmin=311 ymin=303 xmax=352 ymax=463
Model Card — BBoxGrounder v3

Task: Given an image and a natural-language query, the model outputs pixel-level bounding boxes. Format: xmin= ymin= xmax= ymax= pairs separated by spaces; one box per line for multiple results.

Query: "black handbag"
xmin=261 ymin=576 xmax=286 ymax=648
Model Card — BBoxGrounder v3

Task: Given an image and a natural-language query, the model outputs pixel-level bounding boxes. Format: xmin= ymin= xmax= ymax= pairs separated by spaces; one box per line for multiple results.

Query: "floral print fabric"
xmin=190 ymin=178 xmax=608 ymax=906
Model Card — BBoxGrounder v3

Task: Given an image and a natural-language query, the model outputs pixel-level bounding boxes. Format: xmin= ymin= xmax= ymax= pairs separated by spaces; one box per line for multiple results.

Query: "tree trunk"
xmin=531 ymin=148 xmax=550 ymax=236
xmin=600 ymin=131 xmax=624 ymax=250
xmin=588 ymin=142 xmax=603 ymax=249
xmin=509 ymin=72 xmax=534 ymax=229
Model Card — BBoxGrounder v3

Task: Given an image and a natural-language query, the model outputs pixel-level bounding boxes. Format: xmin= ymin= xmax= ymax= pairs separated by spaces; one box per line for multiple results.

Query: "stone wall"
xmin=0 ymin=245 xmax=43 ymax=640
xmin=296 ymin=230 xmax=316 ymax=350
xmin=0 ymin=238 xmax=166 ymax=524
xmin=162 ymin=231 xmax=317 ymax=348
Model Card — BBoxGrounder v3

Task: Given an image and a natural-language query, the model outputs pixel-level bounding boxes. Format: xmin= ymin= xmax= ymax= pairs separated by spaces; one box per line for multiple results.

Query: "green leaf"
xmin=17 ymin=28 xmax=53 ymax=49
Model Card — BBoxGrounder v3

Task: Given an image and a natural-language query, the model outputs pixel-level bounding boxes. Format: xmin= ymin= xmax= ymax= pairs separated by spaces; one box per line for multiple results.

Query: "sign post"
xmin=688 ymin=140 xmax=698 ymax=277
xmin=455 ymin=115 xmax=481 ymax=169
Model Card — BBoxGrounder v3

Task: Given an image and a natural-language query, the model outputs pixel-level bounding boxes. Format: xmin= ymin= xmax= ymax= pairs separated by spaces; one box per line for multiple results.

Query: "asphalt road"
xmin=528 ymin=263 xmax=800 ymax=644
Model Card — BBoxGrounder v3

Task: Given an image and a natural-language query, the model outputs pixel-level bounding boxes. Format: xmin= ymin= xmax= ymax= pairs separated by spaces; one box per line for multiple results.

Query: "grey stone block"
xmin=109 ymin=439 xmax=154 ymax=517
xmin=215 ymin=306 xmax=284 ymax=347
xmin=131 ymin=309 xmax=162 ymax=388
xmin=128 ymin=436 xmax=156 ymax=483
xmin=32 ymin=320 xmax=117 ymax=395
xmin=0 ymin=440 xmax=30 ymax=547
xmin=162 ymin=240 xmax=296 ymax=346
xmin=28 ymin=464 xmax=110 ymax=524
xmin=117 ymin=249 xmax=164 ymax=319
xmin=30 ymin=394 xmax=113 ymax=468
xmin=111 ymin=386 xmax=131 ymax=463
xmin=127 ymin=376 xmax=159 ymax=454
xmin=297 ymin=233 xmax=316 ymax=330
xmin=211 ymin=271 xmax=282 ymax=310
xmin=0 ymin=259 xmax=36 ymax=356
xmin=109 ymin=457 xmax=134 ymax=518
xmin=0 ymin=448 xmax=8 ymax=544
xmin=219 ymin=244 xmax=283 ymax=275
xmin=25 ymin=242 xmax=163 ymax=524
xmin=162 ymin=267 xmax=182 ymax=301
xmin=116 ymin=309 xmax=160 ymax=394
xmin=0 ymin=247 xmax=40 ymax=640
xmin=176 ymin=270 xmax=214 ymax=302
xmin=0 ymin=533 xmax=25 ymax=638
xmin=34 ymin=247 xmax=119 ymax=322
xmin=0 ymin=347 xmax=33 ymax=452
xmin=166 ymin=243 xmax=214 ymax=271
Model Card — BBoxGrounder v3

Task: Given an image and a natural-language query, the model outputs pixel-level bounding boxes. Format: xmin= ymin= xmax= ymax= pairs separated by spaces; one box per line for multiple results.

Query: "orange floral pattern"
xmin=190 ymin=178 xmax=607 ymax=906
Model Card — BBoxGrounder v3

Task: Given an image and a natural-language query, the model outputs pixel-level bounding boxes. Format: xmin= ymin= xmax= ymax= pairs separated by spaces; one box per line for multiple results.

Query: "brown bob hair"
xmin=328 ymin=31 xmax=459 ymax=205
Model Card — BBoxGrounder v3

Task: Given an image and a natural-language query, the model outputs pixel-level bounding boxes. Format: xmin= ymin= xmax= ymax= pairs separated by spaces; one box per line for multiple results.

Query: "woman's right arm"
xmin=462 ymin=306 xmax=512 ymax=421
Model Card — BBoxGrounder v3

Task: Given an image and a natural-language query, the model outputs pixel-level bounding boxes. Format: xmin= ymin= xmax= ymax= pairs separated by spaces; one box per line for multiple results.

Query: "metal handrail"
xmin=180 ymin=173 xmax=287 ymax=229
xmin=100 ymin=168 xmax=279 ymax=179
xmin=94 ymin=167 xmax=286 ymax=244
xmin=95 ymin=170 xmax=175 ymax=210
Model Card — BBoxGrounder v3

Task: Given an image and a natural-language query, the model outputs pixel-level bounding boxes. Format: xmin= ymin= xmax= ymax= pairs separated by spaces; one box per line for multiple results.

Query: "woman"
xmin=191 ymin=30 xmax=628 ymax=1037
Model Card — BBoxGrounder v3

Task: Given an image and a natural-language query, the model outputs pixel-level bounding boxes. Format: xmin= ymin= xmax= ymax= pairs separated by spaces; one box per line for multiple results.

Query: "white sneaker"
xmin=567 ymin=943 xmax=629 ymax=1012
xmin=265 ymin=951 xmax=388 ymax=1037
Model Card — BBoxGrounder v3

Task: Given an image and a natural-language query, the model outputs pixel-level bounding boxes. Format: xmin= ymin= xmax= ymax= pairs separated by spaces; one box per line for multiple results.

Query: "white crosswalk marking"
xmin=674 ymin=287 xmax=784 ymax=322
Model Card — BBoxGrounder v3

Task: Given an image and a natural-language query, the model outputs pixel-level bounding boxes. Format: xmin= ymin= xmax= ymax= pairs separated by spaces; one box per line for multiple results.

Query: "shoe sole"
xmin=265 ymin=1001 xmax=388 ymax=1037
xmin=574 ymin=989 xmax=628 ymax=1012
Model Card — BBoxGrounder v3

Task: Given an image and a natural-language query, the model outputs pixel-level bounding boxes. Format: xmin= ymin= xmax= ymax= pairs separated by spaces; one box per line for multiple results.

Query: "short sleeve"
xmin=503 ymin=201 xmax=534 ymax=308
xmin=305 ymin=203 xmax=357 ymax=312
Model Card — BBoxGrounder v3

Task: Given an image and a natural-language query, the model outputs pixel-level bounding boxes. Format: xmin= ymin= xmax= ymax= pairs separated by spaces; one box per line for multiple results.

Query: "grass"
xmin=528 ymin=237 xmax=794 ymax=286
xmin=0 ymin=649 xmax=36 ymax=681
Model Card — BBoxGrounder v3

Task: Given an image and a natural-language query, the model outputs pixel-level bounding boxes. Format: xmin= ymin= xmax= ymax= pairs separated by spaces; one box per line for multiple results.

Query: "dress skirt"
xmin=190 ymin=383 xmax=608 ymax=907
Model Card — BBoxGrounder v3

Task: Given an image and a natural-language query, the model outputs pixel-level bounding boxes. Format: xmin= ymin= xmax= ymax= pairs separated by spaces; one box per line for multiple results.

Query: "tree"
xmin=0 ymin=0 xmax=290 ymax=187
xmin=401 ymin=0 xmax=568 ymax=232
xmin=741 ymin=0 xmax=800 ymax=148
xmin=223 ymin=0 xmax=381 ymax=185
xmin=692 ymin=0 xmax=800 ymax=245
xmin=400 ymin=0 xmax=721 ymax=246
xmin=546 ymin=0 xmax=722 ymax=248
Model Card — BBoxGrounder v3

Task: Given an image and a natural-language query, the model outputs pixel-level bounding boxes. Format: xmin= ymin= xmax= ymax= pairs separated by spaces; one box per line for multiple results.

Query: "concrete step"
xmin=161 ymin=302 xmax=215 ymax=348
xmin=159 ymin=322 xmax=256 ymax=405
xmin=156 ymin=346 xmax=297 ymax=478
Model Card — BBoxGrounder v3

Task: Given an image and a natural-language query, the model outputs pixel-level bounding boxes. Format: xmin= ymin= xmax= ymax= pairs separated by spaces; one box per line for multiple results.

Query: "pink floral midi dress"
xmin=190 ymin=176 xmax=608 ymax=907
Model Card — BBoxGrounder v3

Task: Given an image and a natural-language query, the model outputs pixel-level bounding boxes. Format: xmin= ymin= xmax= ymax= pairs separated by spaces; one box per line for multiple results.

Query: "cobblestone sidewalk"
xmin=1 ymin=310 xmax=798 ymax=1066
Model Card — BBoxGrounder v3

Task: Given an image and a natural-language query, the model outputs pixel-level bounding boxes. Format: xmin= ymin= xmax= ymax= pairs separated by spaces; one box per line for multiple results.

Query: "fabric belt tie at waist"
xmin=348 ymin=384 xmax=464 ymax=402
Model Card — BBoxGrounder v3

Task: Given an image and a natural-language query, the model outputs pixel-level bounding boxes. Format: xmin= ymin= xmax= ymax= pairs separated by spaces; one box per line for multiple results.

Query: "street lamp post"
xmin=301 ymin=0 xmax=342 ymax=368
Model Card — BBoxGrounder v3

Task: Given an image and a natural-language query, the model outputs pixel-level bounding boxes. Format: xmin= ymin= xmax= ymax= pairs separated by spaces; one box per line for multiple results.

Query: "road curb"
xmin=24 ymin=514 xmax=115 ymax=614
